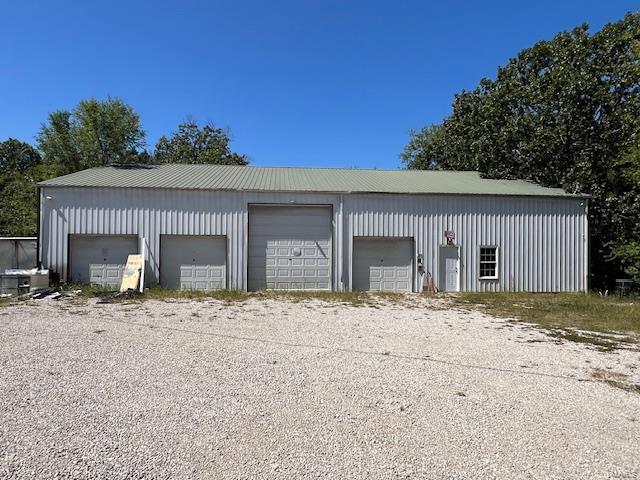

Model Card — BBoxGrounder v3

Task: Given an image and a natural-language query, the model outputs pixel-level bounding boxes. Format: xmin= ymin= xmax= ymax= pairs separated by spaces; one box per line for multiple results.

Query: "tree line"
xmin=0 ymin=98 xmax=247 ymax=236
xmin=401 ymin=12 xmax=640 ymax=288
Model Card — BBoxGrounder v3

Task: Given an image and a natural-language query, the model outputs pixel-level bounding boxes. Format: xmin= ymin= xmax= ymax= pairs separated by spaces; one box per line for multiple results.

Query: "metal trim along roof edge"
xmin=38 ymin=184 xmax=591 ymax=199
xmin=38 ymin=164 xmax=591 ymax=198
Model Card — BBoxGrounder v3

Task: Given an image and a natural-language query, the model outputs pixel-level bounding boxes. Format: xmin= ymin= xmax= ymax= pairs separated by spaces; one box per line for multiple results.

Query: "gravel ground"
xmin=1 ymin=295 xmax=639 ymax=479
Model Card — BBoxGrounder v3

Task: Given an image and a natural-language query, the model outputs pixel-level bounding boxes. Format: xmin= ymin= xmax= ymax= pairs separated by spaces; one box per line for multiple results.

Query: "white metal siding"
xmin=40 ymin=187 xmax=588 ymax=292
xmin=344 ymin=194 xmax=588 ymax=292
xmin=40 ymin=188 xmax=343 ymax=291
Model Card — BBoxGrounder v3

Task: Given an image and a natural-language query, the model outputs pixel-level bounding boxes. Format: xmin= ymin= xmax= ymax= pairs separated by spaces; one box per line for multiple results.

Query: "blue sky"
xmin=0 ymin=1 xmax=634 ymax=169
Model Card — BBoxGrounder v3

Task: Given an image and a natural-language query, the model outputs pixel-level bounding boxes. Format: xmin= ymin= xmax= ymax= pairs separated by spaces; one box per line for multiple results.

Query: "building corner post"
xmin=36 ymin=187 xmax=42 ymax=269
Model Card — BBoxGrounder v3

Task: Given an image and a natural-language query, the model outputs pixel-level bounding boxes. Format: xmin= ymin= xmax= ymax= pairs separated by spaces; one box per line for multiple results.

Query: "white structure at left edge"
xmin=38 ymin=164 xmax=590 ymax=293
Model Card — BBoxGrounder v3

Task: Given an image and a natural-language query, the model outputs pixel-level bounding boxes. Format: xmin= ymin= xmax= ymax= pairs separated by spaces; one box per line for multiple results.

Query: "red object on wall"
xmin=444 ymin=230 xmax=455 ymax=245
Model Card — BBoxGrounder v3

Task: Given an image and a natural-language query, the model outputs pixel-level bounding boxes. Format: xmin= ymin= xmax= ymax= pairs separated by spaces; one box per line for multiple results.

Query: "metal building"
xmin=38 ymin=164 xmax=589 ymax=292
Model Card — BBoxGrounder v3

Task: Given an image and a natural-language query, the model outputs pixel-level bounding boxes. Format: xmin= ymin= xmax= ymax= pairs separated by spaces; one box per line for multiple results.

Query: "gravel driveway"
xmin=1 ymin=296 xmax=639 ymax=479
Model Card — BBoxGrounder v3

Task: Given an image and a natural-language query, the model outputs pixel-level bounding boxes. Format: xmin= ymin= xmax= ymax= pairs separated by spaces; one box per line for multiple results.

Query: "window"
xmin=479 ymin=246 xmax=498 ymax=279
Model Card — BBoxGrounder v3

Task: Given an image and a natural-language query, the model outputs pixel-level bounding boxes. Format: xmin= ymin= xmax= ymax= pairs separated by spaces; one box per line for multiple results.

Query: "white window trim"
xmin=478 ymin=245 xmax=499 ymax=280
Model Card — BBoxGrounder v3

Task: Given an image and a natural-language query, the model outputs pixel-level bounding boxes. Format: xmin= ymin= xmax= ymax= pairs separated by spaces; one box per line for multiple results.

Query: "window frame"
xmin=478 ymin=245 xmax=499 ymax=280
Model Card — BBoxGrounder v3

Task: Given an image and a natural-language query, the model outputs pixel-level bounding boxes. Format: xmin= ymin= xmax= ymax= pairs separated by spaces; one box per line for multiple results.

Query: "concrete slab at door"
xmin=439 ymin=246 xmax=460 ymax=292
xmin=352 ymin=237 xmax=413 ymax=292
xmin=160 ymin=235 xmax=226 ymax=291
xmin=248 ymin=205 xmax=331 ymax=291
xmin=69 ymin=235 xmax=138 ymax=286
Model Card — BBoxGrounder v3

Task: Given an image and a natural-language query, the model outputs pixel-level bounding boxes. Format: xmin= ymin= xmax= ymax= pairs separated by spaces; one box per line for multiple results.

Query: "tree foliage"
xmin=1 ymin=99 xmax=249 ymax=236
xmin=154 ymin=121 xmax=248 ymax=165
xmin=609 ymin=147 xmax=640 ymax=283
xmin=402 ymin=12 xmax=640 ymax=288
xmin=1 ymin=95 xmax=251 ymax=237
xmin=37 ymin=97 xmax=147 ymax=174
xmin=0 ymin=139 xmax=57 ymax=236
xmin=0 ymin=138 xmax=41 ymax=172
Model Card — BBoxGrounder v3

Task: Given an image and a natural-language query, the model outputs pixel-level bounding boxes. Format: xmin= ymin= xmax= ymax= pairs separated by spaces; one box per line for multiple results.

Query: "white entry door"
xmin=439 ymin=246 xmax=460 ymax=292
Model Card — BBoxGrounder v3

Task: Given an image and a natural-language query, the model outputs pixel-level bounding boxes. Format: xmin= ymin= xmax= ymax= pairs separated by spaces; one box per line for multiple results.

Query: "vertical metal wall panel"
xmin=344 ymin=194 xmax=588 ymax=292
xmin=40 ymin=187 xmax=344 ymax=290
xmin=40 ymin=187 xmax=588 ymax=292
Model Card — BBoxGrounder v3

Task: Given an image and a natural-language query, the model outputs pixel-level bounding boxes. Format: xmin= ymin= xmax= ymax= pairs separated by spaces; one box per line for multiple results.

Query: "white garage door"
xmin=352 ymin=237 xmax=413 ymax=292
xmin=69 ymin=235 xmax=138 ymax=286
xmin=248 ymin=206 xmax=332 ymax=291
xmin=160 ymin=235 xmax=226 ymax=291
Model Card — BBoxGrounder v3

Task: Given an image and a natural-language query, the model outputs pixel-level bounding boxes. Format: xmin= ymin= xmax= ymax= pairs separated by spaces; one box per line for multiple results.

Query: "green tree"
xmin=37 ymin=97 xmax=147 ymax=173
xmin=0 ymin=139 xmax=57 ymax=236
xmin=154 ymin=121 xmax=248 ymax=165
xmin=402 ymin=12 xmax=640 ymax=288
xmin=608 ymin=147 xmax=640 ymax=283
xmin=0 ymin=138 xmax=41 ymax=172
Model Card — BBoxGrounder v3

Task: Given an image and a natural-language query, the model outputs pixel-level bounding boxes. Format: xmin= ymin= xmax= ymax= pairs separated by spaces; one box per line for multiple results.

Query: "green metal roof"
xmin=39 ymin=164 xmax=584 ymax=197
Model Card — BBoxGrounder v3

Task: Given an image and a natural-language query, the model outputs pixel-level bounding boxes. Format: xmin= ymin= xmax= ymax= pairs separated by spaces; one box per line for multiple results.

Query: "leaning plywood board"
xmin=119 ymin=254 xmax=142 ymax=292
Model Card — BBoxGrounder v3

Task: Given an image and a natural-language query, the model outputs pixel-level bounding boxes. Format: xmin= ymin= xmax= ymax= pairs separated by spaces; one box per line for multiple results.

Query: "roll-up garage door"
xmin=352 ymin=237 xmax=413 ymax=292
xmin=69 ymin=235 xmax=138 ymax=286
xmin=160 ymin=235 xmax=226 ymax=291
xmin=248 ymin=205 xmax=332 ymax=291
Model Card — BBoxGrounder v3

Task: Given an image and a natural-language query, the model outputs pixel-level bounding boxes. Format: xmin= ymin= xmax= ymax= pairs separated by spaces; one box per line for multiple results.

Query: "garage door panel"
xmin=161 ymin=235 xmax=226 ymax=291
xmin=249 ymin=206 xmax=332 ymax=291
xmin=70 ymin=235 xmax=138 ymax=286
xmin=353 ymin=238 xmax=413 ymax=292
xmin=250 ymin=221 xmax=328 ymax=230
xmin=251 ymin=210 xmax=327 ymax=221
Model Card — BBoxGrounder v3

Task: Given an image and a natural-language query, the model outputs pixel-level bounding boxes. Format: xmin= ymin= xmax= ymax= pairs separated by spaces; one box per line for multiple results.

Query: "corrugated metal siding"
xmin=40 ymin=187 xmax=588 ymax=292
xmin=344 ymin=194 xmax=588 ymax=292
xmin=40 ymin=187 xmax=343 ymax=290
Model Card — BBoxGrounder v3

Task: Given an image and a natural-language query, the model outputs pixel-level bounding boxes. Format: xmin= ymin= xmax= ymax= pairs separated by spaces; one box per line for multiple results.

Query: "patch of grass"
xmin=256 ymin=290 xmax=411 ymax=306
xmin=452 ymin=292 xmax=640 ymax=349
xmin=64 ymin=284 xmax=407 ymax=306
xmin=62 ymin=283 xmax=117 ymax=298
xmin=59 ymin=283 xmax=414 ymax=306
xmin=546 ymin=330 xmax=634 ymax=352
xmin=63 ymin=284 xmax=251 ymax=303
xmin=255 ymin=290 xmax=369 ymax=306
xmin=591 ymin=368 xmax=640 ymax=394
xmin=141 ymin=286 xmax=410 ymax=306
xmin=142 ymin=287 xmax=251 ymax=303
